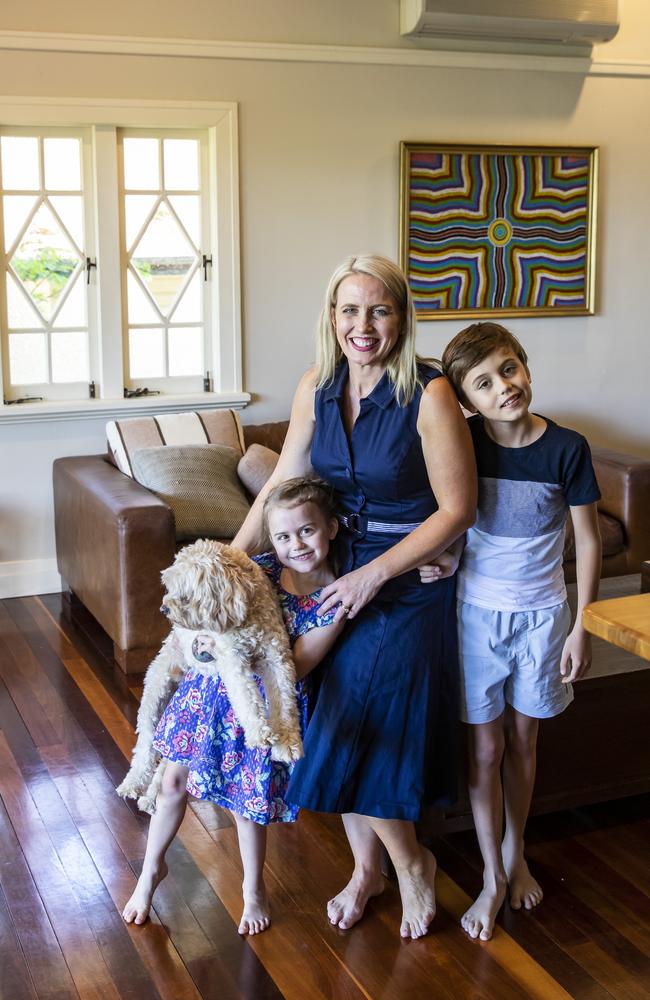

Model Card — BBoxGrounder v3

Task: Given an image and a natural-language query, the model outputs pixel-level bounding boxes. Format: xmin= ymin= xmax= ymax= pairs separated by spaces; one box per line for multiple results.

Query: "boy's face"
xmin=460 ymin=347 xmax=532 ymax=423
xmin=268 ymin=501 xmax=337 ymax=575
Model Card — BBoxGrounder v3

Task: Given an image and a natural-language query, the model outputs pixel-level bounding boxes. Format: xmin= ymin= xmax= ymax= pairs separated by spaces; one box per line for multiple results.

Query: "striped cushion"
xmin=130 ymin=444 xmax=250 ymax=541
xmin=107 ymin=409 xmax=245 ymax=478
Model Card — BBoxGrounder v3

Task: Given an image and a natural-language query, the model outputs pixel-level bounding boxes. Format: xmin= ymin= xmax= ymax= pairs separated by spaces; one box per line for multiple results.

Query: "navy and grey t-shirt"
xmin=458 ymin=415 xmax=601 ymax=611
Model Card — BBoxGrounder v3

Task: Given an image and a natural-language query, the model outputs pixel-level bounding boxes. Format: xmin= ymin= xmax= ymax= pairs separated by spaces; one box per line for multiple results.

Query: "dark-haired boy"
xmin=441 ymin=323 xmax=602 ymax=941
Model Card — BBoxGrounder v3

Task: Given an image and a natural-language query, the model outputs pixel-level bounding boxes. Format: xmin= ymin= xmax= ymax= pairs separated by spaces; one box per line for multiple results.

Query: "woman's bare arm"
xmin=318 ymin=377 xmax=477 ymax=620
xmin=232 ymin=369 xmax=317 ymax=554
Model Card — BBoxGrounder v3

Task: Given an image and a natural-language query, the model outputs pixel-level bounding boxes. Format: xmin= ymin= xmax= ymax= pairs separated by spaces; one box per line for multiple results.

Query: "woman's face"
xmin=331 ymin=274 xmax=403 ymax=373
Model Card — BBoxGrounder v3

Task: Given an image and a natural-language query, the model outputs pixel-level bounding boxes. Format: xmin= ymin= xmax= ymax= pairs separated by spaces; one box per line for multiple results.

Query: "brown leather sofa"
xmin=53 ymin=423 xmax=650 ymax=674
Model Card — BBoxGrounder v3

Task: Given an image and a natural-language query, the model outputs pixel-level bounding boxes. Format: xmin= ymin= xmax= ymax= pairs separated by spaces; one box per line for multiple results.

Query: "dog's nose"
xmin=160 ymin=604 xmax=170 ymax=617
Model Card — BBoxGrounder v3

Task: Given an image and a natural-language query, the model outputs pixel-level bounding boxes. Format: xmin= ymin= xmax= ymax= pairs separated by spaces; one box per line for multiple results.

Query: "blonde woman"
xmin=234 ymin=254 xmax=476 ymax=938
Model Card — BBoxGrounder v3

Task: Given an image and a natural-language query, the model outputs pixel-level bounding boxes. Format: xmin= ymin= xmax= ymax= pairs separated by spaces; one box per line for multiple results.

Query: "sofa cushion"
xmin=564 ymin=510 xmax=625 ymax=562
xmin=107 ymin=408 xmax=245 ymax=477
xmin=130 ymin=444 xmax=250 ymax=541
xmin=237 ymin=444 xmax=280 ymax=498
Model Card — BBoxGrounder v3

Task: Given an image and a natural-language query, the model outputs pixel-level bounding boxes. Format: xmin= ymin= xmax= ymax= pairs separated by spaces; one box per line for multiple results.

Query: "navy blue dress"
xmin=287 ymin=362 xmax=459 ymax=821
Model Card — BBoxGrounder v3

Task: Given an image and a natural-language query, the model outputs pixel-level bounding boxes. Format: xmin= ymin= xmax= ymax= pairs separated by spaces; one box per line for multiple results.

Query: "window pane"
xmin=43 ymin=138 xmax=81 ymax=191
xmin=129 ymin=327 xmax=165 ymax=377
xmin=9 ymin=332 xmax=48 ymax=383
xmin=51 ymin=330 xmax=89 ymax=382
xmin=0 ymin=136 xmax=39 ymax=190
xmin=170 ymin=269 xmax=202 ymax=323
xmin=123 ymin=137 xmax=159 ymax=190
xmin=131 ymin=202 xmax=197 ymax=315
xmin=127 ymin=270 xmax=160 ymax=324
xmin=6 ymin=273 xmax=43 ymax=329
xmin=163 ymin=138 xmax=199 ymax=191
xmin=124 ymin=194 xmax=157 ymax=250
xmin=10 ymin=202 xmax=82 ymax=322
xmin=168 ymin=326 xmax=203 ymax=376
xmin=50 ymin=195 xmax=84 ymax=249
xmin=53 ymin=273 xmax=86 ymax=328
xmin=2 ymin=195 xmax=37 ymax=252
xmin=168 ymin=195 xmax=200 ymax=246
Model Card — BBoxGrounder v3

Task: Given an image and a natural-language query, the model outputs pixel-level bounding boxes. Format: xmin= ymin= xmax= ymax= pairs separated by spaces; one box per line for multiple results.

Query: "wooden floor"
xmin=1 ymin=595 xmax=650 ymax=1000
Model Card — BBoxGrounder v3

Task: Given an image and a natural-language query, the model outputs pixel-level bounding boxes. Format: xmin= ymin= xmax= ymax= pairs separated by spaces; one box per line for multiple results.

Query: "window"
xmin=120 ymin=130 xmax=209 ymax=393
xmin=0 ymin=100 xmax=242 ymax=413
xmin=0 ymin=128 xmax=94 ymax=401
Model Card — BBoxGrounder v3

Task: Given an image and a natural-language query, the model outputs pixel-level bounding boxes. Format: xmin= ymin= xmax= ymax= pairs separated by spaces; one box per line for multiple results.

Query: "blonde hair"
xmin=315 ymin=253 xmax=427 ymax=406
xmin=262 ymin=477 xmax=338 ymax=537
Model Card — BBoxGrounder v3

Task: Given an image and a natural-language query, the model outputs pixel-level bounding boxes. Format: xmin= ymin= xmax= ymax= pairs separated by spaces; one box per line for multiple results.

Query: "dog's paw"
xmin=244 ymin=723 xmax=275 ymax=750
xmin=270 ymin=740 xmax=304 ymax=763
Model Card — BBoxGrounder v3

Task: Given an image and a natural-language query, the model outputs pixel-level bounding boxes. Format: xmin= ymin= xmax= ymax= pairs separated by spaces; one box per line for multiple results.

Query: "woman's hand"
xmin=318 ymin=564 xmax=386 ymax=623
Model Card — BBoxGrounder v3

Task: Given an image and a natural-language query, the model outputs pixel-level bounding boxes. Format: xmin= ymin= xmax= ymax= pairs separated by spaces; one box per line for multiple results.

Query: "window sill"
xmin=0 ymin=391 xmax=251 ymax=425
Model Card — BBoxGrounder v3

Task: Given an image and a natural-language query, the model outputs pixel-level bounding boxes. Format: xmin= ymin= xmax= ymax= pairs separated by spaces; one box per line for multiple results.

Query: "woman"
xmin=234 ymin=254 xmax=476 ymax=938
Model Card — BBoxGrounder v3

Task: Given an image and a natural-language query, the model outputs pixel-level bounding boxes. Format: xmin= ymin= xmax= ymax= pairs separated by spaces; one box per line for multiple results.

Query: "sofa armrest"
xmin=53 ymin=455 xmax=176 ymax=653
xmin=592 ymin=447 xmax=650 ymax=574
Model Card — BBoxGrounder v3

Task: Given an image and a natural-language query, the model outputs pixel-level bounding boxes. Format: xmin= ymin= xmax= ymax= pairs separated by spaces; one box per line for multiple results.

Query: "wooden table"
xmin=583 ymin=593 xmax=650 ymax=661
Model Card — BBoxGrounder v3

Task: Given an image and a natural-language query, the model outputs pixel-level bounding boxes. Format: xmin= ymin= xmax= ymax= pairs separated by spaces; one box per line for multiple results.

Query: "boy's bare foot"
xmin=396 ymin=846 xmax=437 ymax=940
xmin=505 ymin=856 xmax=543 ymax=911
xmin=239 ymin=884 xmax=271 ymax=935
xmin=461 ymin=875 xmax=507 ymax=941
xmin=327 ymin=871 xmax=385 ymax=930
xmin=122 ymin=862 xmax=168 ymax=924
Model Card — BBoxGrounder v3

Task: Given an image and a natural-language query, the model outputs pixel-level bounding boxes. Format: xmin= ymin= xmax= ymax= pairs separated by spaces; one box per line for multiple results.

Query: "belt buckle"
xmin=346 ymin=512 xmax=365 ymax=536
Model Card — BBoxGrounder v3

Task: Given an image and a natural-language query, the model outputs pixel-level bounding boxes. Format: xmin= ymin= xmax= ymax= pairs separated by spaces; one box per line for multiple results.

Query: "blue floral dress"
xmin=152 ymin=552 xmax=335 ymax=824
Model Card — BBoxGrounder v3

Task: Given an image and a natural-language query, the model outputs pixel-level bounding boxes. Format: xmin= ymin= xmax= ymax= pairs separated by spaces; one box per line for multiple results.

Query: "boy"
xmin=441 ymin=322 xmax=602 ymax=942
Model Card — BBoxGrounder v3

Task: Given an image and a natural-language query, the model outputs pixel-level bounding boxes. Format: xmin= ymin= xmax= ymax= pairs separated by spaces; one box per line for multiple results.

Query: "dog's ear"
xmin=196 ymin=546 xmax=258 ymax=631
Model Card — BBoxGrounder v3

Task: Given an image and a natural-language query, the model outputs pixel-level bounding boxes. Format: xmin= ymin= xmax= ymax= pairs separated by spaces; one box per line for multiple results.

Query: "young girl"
xmin=122 ymin=477 xmax=343 ymax=935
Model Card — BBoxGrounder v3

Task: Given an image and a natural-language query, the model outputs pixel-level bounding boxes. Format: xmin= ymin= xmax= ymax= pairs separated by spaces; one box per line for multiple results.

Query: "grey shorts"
xmin=457 ymin=600 xmax=574 ymax=724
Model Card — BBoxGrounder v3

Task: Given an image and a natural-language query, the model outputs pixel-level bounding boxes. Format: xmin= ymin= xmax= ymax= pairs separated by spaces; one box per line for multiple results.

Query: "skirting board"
xmin=0 ymin=559 xmax=63 ymax=599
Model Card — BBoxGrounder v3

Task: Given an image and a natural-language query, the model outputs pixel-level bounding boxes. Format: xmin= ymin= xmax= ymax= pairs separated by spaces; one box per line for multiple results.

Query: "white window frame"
xmin=0 ymin=97 xmax=246 ymax=422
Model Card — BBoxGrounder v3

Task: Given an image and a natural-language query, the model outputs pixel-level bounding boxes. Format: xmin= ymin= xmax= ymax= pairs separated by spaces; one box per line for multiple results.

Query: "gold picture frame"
xmin=399 ymin=142 xmax=598 ymax=319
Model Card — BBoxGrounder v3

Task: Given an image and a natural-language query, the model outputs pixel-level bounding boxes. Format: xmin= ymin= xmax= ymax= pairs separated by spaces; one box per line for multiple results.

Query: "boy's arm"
xmin=292 ymin=620 xmax=345 ymax=681
xmin=561 ymin=502 xmax=602 ymax=683
xmin=419 ymin=534 xmax=466 ymax=583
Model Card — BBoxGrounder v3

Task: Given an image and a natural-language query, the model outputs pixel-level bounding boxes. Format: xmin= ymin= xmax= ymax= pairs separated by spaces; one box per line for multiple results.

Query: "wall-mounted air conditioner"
xmin=400 ymin=0 xmax=620 ymax=48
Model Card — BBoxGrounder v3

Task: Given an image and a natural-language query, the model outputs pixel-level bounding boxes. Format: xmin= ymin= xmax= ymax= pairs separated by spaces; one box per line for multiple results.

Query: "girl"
xmin=122 ymin=477 xmax=343 ymax=934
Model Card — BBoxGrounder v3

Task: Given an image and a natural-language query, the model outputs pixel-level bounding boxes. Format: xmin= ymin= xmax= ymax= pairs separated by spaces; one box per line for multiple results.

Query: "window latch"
xmin=123 ymin=387 xmax=161 ymax=398
xmin=202 ymin=254 xmax=212 ymax=281
xmin=3 ymin=396 xmax=44 ymax=405
xmin=86 ymin=257 xmax=97 ymax=284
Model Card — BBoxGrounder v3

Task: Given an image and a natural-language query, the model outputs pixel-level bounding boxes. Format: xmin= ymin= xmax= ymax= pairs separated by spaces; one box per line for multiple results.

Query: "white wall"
xmin=0 ymin=1 xmax=649 ymax=595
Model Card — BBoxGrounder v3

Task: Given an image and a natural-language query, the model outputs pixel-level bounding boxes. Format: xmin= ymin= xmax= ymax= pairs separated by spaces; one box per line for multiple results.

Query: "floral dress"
xmin=152 ymin=551 xmax=335 ymax=824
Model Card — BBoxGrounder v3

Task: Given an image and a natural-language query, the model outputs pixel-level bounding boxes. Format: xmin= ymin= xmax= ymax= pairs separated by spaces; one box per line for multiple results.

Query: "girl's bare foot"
xmin=239 ymin=883 xmax=271 ymax=935
xmin=505 ymin=856 xmax=543 ymax=910
xmin=396 ymin=847 xmax=437 ymax=940
xmin=461 ymin=874 xmax=507 ymax=941
xmin=122 ymin=862 xmax=168 ymax=924
xmin=327 ymin=871 xmax=385 ymax=930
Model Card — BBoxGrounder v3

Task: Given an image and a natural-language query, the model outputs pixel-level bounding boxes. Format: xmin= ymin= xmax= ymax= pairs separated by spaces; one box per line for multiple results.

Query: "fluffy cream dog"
xmin=117 ymin=539 xmax=303 ymax=813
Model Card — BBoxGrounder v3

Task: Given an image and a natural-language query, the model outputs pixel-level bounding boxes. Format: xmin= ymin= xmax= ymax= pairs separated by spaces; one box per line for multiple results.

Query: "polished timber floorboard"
xmin=1 ymin=594 xmax=650 ymax=999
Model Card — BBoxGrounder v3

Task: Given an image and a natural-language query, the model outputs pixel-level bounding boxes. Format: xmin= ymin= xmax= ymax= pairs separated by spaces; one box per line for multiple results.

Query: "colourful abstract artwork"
xmin=400 ymin=143 xmax=597 ymax=318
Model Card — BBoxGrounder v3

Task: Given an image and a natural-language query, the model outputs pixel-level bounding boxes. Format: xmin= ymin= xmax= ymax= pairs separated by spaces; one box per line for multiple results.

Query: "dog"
xmin=116 ymin=540 xmax=303 ymax=814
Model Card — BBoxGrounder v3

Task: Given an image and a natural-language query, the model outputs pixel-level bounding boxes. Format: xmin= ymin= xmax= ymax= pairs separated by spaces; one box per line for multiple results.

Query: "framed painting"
xmin=399 ymin=142 xmax=598 ymax=319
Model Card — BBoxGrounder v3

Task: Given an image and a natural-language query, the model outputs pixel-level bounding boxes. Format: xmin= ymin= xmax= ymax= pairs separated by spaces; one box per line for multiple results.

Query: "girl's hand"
xmin=418 ymin=546 xmax=462 ymax=583
xmin=318 ymin=564 xmax=385 ymax=623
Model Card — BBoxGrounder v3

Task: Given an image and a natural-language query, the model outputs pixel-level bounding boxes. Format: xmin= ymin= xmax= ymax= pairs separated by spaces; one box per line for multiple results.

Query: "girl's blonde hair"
xmin=315 ymin=253 xmax=428 ymax=406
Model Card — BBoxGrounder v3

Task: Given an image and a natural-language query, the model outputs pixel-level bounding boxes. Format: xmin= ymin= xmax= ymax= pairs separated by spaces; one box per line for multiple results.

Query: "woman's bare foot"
xmin=461 ymin=874 xmax=507 ymax=941
xmin=122 ymin=862 xmax=168 ymax=924
xmin=327 ymin=870 xmax=385 ymax=930
xmin=239 ymin=883 xmax=271 ymax=935
xmin=505 ymin=855 xmax=543 ymax=911
xmin=396 ymin=846 xmax=437 ymax=940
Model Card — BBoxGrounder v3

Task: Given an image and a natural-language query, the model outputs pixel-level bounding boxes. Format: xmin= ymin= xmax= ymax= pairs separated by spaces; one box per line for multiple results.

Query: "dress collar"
xmin=322 ymin=362 xmax=394 ymax=410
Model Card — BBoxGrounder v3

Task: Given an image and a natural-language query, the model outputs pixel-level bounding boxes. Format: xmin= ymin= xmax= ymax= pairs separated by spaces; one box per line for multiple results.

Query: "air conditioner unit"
xmin=400 ymin=0 xmax=619 ymax=48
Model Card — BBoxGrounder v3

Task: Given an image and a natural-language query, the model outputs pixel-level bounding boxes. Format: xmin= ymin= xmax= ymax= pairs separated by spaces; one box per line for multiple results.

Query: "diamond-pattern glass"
xmin=130 ymin=201 xmax=197 ymax=316
xmin=10 ymin=202 xmax=82 ymax=321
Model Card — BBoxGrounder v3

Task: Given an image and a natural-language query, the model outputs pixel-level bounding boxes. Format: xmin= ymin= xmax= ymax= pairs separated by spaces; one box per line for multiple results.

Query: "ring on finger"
xmin=341 ymin=605 xmax=352 ymax=615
